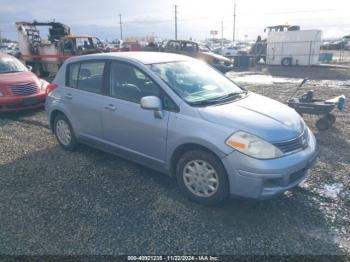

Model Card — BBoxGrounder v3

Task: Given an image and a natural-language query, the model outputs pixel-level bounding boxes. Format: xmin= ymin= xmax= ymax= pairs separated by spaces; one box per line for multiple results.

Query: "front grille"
xmin=9 ymin=83 xmax=38 ymax=96
xmin=264 ymin=168 xmax=307 ymax=188
xmin=273 ymin=129 xmax=308 ymax=154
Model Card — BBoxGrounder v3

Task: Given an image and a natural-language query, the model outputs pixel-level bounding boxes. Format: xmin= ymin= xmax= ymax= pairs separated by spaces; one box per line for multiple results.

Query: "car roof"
xmin=67 ymin=51 xmax=193 ymax=65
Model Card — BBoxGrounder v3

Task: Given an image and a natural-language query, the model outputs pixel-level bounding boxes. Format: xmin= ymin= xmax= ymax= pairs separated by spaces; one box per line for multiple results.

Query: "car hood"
xmin=0 ymin=71 xmax=39 ymax=86
xmin=197 ymin=93 xmax=304 ymax=142
xmin=200 ymin=52 xmax=232 ymax=63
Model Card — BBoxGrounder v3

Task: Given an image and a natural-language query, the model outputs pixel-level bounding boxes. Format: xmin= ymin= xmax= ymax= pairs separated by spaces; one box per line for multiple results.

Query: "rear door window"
xmin=67 ymin=63 xmax=79 ymax=88
xmin=66 ymin=61 xmax=105 ymax=94
xmin=77 ymin=62 xmax=105 ymax=93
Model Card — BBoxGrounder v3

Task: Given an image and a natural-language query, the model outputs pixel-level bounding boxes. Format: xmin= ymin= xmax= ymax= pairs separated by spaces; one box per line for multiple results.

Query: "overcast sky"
xmin=1 ymin=0 xmax=350 ymax=41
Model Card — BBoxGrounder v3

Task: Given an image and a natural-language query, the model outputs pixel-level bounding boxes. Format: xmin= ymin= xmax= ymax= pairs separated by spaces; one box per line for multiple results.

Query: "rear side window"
xmin=78 ymin=62 xmax=105 ymax=93
xmin=66 ymin=61 xmax=105 ymax=94
xmin=67 ymin=63 xmax=79 ymax=88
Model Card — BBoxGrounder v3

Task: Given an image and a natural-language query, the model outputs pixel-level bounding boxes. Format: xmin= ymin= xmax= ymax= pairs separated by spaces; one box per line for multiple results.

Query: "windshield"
xmin=148 ymin=60 xmax=242 ymax=104
xmin=0 ymin=56 xmax=27 ymax=74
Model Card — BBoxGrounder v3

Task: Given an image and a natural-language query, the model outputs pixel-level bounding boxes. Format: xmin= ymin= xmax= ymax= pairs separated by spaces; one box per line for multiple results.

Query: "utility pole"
xmin=119 ymin=14 xmax=123 ymax=41
xmin=174 ymin=5 xmax=178 ymax=40
xmin=221 ymin=21 xmax=224 ymax=48
xmin=233 ymin=1 xmax=236 ymax=44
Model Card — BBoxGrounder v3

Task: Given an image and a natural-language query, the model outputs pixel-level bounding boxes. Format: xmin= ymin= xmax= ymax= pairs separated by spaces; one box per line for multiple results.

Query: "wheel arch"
xmin=169 ymin=143 xmax=224 ymax=177
xmin=50 ymin=109 xmax=70 ymax=132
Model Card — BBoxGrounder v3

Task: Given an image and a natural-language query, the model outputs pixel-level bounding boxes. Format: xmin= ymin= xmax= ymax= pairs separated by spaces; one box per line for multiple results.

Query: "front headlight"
xmin=226 ymin=131 xmax=283 ymax=159
xmin=40 ymin=80 xmax=48 ymax=91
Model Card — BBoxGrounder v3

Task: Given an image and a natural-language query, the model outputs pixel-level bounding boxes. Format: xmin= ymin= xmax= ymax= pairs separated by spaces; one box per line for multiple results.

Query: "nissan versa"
xmin=46 ymin=52 xmax=318 ymax=205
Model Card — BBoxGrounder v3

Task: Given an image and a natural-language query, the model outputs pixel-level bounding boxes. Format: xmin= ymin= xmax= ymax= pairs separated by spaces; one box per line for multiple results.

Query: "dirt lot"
xmin=0 ymin=65 xmax=349 ymax=255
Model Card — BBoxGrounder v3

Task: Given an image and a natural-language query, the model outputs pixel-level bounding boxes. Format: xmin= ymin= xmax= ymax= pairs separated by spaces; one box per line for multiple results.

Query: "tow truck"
xmin=16 ymin=21 xmax=107 ymax=77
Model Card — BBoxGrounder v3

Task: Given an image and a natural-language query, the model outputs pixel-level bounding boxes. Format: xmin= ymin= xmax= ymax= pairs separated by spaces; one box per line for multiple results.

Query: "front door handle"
xmin=104 ymin=104 xmax=116 ymax=111
xmin=65 ymin=93 xmax=73 ymax=100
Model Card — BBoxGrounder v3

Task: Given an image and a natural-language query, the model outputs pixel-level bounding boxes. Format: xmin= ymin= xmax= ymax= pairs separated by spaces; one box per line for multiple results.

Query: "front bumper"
xmin=213 ymin=63 xmax=234 ymax=73
xmin=221 ymin=128 xmax=319 ymax=199
xmin=0 ymin=92 xmax=46 ymax=112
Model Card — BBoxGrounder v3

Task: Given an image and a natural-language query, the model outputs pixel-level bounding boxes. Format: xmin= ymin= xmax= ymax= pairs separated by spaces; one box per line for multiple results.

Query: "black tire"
xmin=53 ymin=114 xmax=78 ymax=151
xmin=316 ymin=117 xmax=330 ymax=131
xmin=325 ymin=113 xmax=336 ymax=125
xmin=281 ymin=57 xmax=292 ymax=66
xmin=176 ymin=150 xmax=229 ymax=205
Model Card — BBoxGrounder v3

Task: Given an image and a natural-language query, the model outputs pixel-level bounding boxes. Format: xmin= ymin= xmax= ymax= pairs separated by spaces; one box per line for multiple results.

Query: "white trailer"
xmin=266 ymin=30 xmax=322 ymax=66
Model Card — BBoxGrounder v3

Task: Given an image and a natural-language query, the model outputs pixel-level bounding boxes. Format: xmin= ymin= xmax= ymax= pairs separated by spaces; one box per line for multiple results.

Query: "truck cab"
xmin=162 ymin=40 xmax=233 ymax=72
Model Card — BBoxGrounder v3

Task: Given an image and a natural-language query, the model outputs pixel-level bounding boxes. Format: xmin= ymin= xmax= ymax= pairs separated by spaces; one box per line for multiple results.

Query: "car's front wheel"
xmin=54 ymin=114 xmax=77 ymax=151
xmin=176 ymin=150 xmax=229 ymax=205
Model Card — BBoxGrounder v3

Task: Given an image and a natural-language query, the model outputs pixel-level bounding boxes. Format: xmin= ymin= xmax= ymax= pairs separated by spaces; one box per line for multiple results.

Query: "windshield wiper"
xmin=213 ymin=92 xmax=244 ymax=101
xmin=189 ymin=92 xmax=246 ymax=106
xmin=189 ymin=99 xmax=219 ymax=106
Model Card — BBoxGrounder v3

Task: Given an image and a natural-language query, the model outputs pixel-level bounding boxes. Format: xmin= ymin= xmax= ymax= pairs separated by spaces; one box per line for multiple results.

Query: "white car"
xmin=214 ymin=46 xmax=240 ymax=57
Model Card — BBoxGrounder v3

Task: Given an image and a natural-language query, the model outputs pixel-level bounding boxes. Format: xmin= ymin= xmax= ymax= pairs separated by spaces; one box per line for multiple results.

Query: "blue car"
xmin=46 ymin=52 xmax=318 ymax=205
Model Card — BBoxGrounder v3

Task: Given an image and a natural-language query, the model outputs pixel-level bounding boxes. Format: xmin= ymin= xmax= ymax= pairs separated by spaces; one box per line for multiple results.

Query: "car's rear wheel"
xmin=54 ymin=114 xmax=77 ymax=150
xmin=176 ymin=150 xmax=229 ymax=205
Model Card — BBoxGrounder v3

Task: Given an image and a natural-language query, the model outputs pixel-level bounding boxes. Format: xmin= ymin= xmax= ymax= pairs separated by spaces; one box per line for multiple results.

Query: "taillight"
xmin=46 ymin=83 xmax=58 ymax=95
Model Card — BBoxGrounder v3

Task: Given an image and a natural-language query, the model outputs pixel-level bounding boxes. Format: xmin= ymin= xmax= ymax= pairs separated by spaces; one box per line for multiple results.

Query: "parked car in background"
xmin=46 ymin=52 xmax=318 ymax=205
xmin=0 ymin=44 xmax=20 ymax=57
xmin=142 ymin=42 xmax=160 ymax=52
xmin=213 ymin=44 xmax=250 ymax=57
xmin=120 ymin=41 xmax=142 ymax=52
xmin=161 ymin=40 xmax=233 ymax=72
xmin=213 ymin=46 xmax=240 ymax=57
xmin=0 ymin=52 xmax=50 ymax=112
xmin=321 ymin=39 xmax=348 ymax=50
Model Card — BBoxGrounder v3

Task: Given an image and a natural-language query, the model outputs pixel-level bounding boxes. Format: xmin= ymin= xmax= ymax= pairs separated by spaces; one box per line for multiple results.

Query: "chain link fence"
xmin=320 ymin=45 xmax=350 ymax=65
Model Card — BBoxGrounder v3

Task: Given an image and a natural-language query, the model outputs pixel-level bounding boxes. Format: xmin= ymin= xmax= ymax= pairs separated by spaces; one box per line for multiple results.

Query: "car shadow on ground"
xmin=0 ymin=108 xmax=49 ymax=129
xmin=0 ymin=143 xmax=346 ymax=255
xmin=314 ymin=127 xmax=350 ymax=162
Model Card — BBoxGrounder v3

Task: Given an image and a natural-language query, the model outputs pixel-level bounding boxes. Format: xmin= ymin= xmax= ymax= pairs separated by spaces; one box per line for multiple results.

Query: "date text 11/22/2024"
xmin=127 ymin=255 xmax=219 ymax=261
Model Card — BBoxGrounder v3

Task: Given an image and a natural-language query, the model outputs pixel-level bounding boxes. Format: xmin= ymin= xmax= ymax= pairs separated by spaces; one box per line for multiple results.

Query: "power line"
xmin=233 ymin=1 xmax=236 ymax=44
xmin=119 ymin=14 xmax=123 ymax=40
xmin=123 ymin=8 xmax=336 ymax=24
xmin=174 ymin=5 xmax=178 ymax=40
xmin=221 ymin=21 xmax=224 ymax=48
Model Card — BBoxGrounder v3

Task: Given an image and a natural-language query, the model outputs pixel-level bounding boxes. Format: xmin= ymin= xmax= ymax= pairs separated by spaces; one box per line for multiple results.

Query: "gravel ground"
xmin=0 ymin=65 xmax=349 ymax=255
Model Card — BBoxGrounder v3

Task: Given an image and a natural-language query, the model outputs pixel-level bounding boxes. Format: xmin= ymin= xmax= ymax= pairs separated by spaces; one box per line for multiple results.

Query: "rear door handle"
xmin=104 ymin=104 xmax=116 ymax=111
xmin=65 ymin=93 xmax=73 ymax=99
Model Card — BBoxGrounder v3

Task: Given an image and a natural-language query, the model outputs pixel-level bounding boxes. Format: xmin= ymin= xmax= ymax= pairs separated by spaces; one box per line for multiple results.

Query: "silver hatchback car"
xmin=46 ymin=52 xmax=318 ymax=205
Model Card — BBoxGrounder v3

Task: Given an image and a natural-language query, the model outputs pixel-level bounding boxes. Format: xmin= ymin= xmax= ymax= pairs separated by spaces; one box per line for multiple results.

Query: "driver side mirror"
xmin=27 ymin=65 xmax=32 ymax=71
xmin=140 ymin=96 xmax=163 ymax=119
